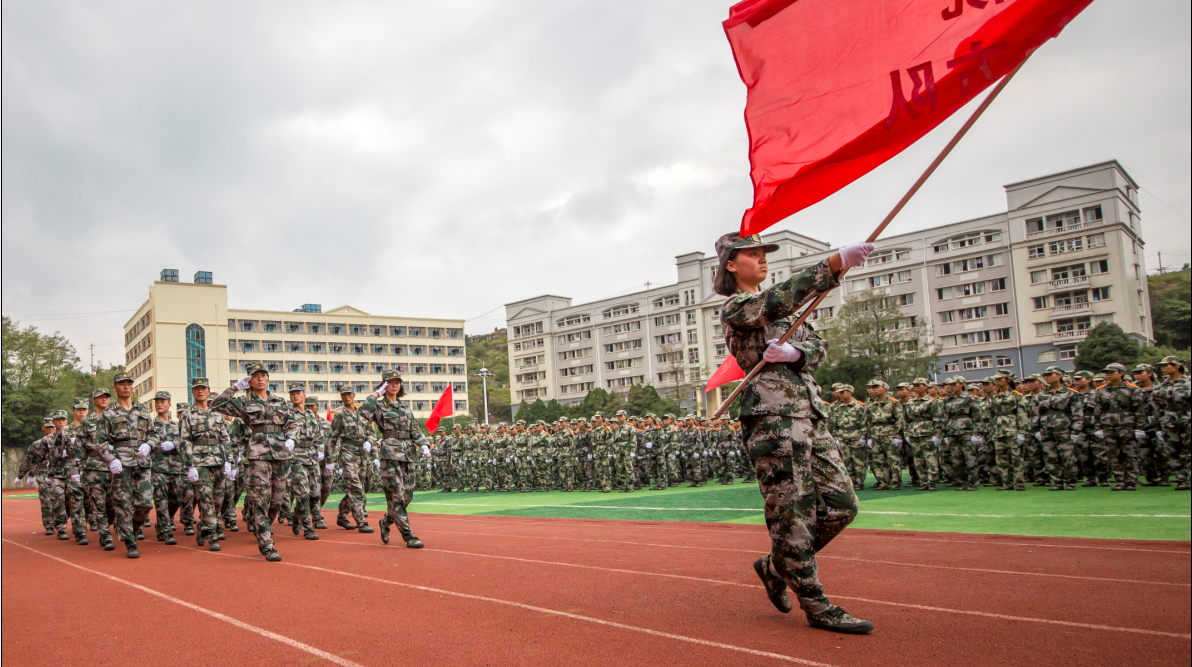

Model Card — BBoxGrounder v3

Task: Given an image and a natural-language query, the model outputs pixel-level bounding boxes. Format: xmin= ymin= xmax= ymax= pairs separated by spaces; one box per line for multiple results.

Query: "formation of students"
xmin=419 ymin=412 xmax=750 ymax=493
xmin=825 ymin=356 xmax=1191 ymax=492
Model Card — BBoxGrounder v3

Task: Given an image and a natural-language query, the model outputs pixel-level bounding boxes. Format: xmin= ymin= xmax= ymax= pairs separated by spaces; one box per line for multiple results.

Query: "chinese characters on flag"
xmin=724 ymin=0 xmax=1095 ymax=235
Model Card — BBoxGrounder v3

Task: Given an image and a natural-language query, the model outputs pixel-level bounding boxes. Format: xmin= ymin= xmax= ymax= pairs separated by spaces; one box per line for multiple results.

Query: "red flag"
xmin=425 ymin=385 xmax=453 ymax=434
xmin=725 ymin=0 xmax=1093 ymax=235
xmin=706 ymin=355 xmax=746 ymax=393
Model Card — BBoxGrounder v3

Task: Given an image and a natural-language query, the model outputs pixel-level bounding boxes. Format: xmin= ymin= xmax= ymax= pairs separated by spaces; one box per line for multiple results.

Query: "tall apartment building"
xmin=122 ymin=273 xmax=468 ymax=416
xmin=504 ymin=161 xmax=1151 ymax=414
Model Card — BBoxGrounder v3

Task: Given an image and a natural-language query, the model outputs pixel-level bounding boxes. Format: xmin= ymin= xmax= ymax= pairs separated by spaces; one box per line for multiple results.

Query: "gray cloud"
xmin=3 ymin=0 xmax=1188 ymax=366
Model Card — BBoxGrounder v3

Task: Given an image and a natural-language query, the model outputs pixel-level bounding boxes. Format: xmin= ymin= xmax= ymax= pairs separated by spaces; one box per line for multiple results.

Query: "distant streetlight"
xmin=476 ymin=367 xmax=494 ymax=425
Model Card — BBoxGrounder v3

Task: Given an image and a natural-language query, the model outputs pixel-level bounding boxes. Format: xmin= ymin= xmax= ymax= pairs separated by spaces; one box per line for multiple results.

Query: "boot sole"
xmin=752 ymin=557 xmax=792 ymax=613
xmin=808 ymin=619 xmax=874 ymax=634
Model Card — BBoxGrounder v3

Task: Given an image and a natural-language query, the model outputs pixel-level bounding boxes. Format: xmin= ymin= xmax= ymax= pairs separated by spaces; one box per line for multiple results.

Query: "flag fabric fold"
xmin=425 ymin=385 xmax=454 ymax=434
xmin=706 ymin=354 xmax=746 ymax=393
xmin=724 ymin=0 xmax=1094 ymax=236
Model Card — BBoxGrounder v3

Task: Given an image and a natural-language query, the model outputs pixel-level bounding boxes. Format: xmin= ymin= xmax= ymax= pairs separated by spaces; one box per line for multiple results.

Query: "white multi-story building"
xmin=122 ymin=273 xmax=468 ymax=416
xmin=504 ymin=161 xmax=1151 ymax=414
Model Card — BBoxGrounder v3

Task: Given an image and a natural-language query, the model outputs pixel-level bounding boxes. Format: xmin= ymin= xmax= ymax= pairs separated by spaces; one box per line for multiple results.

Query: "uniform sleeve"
xmin=18 ymin=439 xmax=45 ymax=477
xmin=329 ymin=412 xmax=344 ymax=461
xmin=1132 ymin=388 xmax=1145 ymax=428
xmin=281 ymin=404 xmax=299 ymax=443
xmin=895 ymin=402 xmax=907 ymax=439
xmin=217 ymin=418 xmax=232 ymax=462
xmin=211 ymin=386 xmax=245 ymax=421
xmin=357 ymin=395 xmax=379 ymax=427
xmin=1015 ymin=394 xmax=1028 ymax=433
xmin=179 ymin=414 xmax=194 ymax=469
xmin=861 ymin=405 xmax=872 ymax=440
xmin=721 ymin=260 xmax=838 ymax=331
xmin=89 ymin=414 xmax=117 ymax=465
xmin=1068 ymin=391 xmax=1084 ymax=434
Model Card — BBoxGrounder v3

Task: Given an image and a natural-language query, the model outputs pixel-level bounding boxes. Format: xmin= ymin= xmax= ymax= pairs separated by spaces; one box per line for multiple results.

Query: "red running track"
xmin=2 ymin=497 xmax=1189 ymax=666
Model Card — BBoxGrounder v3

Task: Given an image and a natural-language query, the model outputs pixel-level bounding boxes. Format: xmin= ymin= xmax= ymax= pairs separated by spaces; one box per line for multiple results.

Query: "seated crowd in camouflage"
xmin=823 ymin=355 xmax=1190 ymax=493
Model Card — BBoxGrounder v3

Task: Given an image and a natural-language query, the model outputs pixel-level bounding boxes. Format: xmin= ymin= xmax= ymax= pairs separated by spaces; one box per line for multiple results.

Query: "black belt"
xmin=341 ymin=439 xmax=364 ymax=447
xmin=193 ymin=437 xmax=219 ymax=447
xmin=382 ymin=430 xmax=412 ymax=439
xmin=251 ymin=425 xmax=282 ymax=435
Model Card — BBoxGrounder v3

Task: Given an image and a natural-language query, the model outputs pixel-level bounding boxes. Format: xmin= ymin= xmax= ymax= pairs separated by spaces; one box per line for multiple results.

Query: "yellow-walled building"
xmin=123 ymin=270 xmax=467 ymax=417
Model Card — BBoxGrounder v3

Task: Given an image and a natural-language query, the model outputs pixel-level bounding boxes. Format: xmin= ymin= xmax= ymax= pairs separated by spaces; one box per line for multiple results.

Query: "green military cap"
xmin=1043 ymin=365 xmax=1065 ymax=376
xmin=338 ymin=385 xmax=355 ymax=395
xmin=1092 ymin=373 xmax=1106 ymax=381
xmin=244 ymin=362 xmax=267 ymax=375
xmin=982 ymin=376 xmax=995 ymax=383
xmin=497 ymin=422 xmax=508 ymax=428
xmin=42 ymin=417 xmax=54 ymax=427
xmin=513 ymin=419 xmax=525 ymax=425
xmin=190 ymin=377 xmax=210 ymax=389
xmin=627 ymin=415 xmax=639 ymax=422
xmin=1132 ymin=363 xmax=1154 ymax=373
xmin=994 ymin=369 xmax=1016 ymax=380
xmin=534 ymin=420 xmax=546 ymax=426
xmin=866 ymin=379 xmax=887 ymax=388
xmin=381 ymin=369 xmax=403 ymax=382
xmin=1158 ymin=355 xmax=1186 ymax=370
xmin=645 ymin=413 xmax=657 ymax=419
xmin=615 ymin=409 xmax=628 ymax=416
xmin=1073 ymin=370 xmax=1093 ymax=379
xmin=304 ymin=396 xmax=318 ymax=406
xmin=51 ymin=409 xmax=68 ymax=420
xmin=1024 ymin=373 xmax=1041 ymax=381
xmin=1102 ymin=362 xmax=1128 ymax=373
xmin=830 ymin=382 xmax=844 ymax=390
xmin=591 ymin=412 xmax=605 ymax=419
xmin=436 ymin=426 xmax=446 ymax=433
xmin=287 ymin=381 xmax=306 ymax=392
xmin=72 ymin=397 xmax=89 ymax=410
xmin=663 ymin=413 xmax=676 ymax=419
xmin=685 ymin=414 xmax=697 ymax=421
xmin=714 ymin=233 xmax=780 ymax=282
xmin=967 ymin=383 xmax=981 ymax=390
xmin=896 ymin=382 xmax=912 ymax=389
xmin=153 ymin=390 xmax=171 ymax=401
xmin=568 ymin=419 xmax=577 ymax=424
xmin=576 ymin=417 xmax=587 ymax=422
xmin=911 ymin=377 xmax=931 ymax=385
xmin=944 ymin=376 xmax=964 ymax=385
xmin=91 ymin=387 xmax=112 ymax=399
xmin=452 ymin=423 xmax=461 ymax=430
xmin=839 ymin=384 xmax=854 ymax=393
xmin=112 ymin=371 xmax=133 ymax=384
xmin=176 ymin=402 xmax=189 ymax=410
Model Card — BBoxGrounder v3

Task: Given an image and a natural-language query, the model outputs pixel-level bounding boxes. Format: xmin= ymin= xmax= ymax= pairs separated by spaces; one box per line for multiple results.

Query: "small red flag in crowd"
xmin=706 ymin=354 xmax=746 ymax=393
xmin=724 ymin=0 xmax=1094 ymax=235
xmin=425 ymin=385 xmax=454 ymax=434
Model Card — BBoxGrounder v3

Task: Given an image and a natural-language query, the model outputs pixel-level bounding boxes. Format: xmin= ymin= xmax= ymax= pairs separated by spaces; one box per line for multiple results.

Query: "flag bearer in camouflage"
xmin=1155 ymin=356 xmax=1190 ymax=490
xmin=1131 ymin=364 xmax=1168 ymax=486
xmin=329 ymin=386 xmax=373 ymax=532
xmin=148 ymin=391 xmax=186 ymax=545
xmin=717 ymin=232 xmax=872 ymax=634
xmin=63 ymin=399 xmax=92 ymax=543
xmin=93 ymin=372 xmax=160 ymax=558
xmin=987 ymin=371 xmax=1027 ymax=491
xmin=211 ymin=363 xmax=298 ymax=562
xmin=1089 ymin=363 xmax=1145 ymax=491
xmin=180 ymin=381 xmax=232 ymax=550
xmin=827 ymin=386 xmax=868 ymax=490
xmin=903 ymin=379 xmax=942 ymax=491
xmin=863 ymin=380 xmax=905 ymax=490
xmin=43 ymin=410 xmax=81 ymax=541
xmin=940 ymin=377 xmax=983 ymax=491
xmin=18 ymin=418 xmax=56 ymax=535
xmin=360 ymin=370 xmax=431 ymax=547
xmin=1030 ymin=366 xmax=1084 ymax=491
xmin=283 ymin=384 xmax=322 ymax=540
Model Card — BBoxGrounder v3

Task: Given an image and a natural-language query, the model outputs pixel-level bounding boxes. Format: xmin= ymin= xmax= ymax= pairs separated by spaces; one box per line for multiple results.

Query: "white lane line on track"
xmin=304 ymin=536 xmax=1192 ymax=638
xmin=872 ymin=535 xmax=1191 ymax=555
xmin=187 ymin=546 xmax=839 ymax=667
xmin=2 ymin=538 xmax=366 ymax=667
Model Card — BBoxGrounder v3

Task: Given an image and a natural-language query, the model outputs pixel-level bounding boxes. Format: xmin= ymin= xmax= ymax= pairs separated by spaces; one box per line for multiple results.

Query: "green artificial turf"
xmin=322 ymin=472 xmax=1190 ymax=541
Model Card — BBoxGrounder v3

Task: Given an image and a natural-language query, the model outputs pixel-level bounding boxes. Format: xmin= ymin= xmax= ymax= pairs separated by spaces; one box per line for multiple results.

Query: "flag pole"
xmin=713 ymin=61 xmax=1027 ymax=419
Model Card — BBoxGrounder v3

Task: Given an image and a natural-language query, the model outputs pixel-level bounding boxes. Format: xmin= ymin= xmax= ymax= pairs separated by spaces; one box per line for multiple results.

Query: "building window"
xmin=1058 ymin=345 xmax=1078 ymax=361
xmin=262 ymin=321 xmax=281 ymax=333
xmin=653 ymin=333 xmax=681 ymax=345
xmin=1030 ymin=270 xmax=1047 ymax=284
xmin=306 ymin=323 xmax=323 ymax=335
xmin=942 ymin=361 xmax=959 ymax=372
xmin=933 ymin=242 xmax=949 ymax=253
xmin=307 ymin=362 xmax=324 ymax=373
xmin=1028 ymin=244 xmax=1046 ymax=259
xmin=1086 ymin=233 xmax=1106 ymax=249
xmin=389 ymin=326 xmax=406 ymax=337
xmin=185 ymin=324 xmax=206 ymax=402
xmin=603 ymin=321 xmax=642 ymax=335
xmin=688 ymin=348 xmax=700 ymax=364
xmin=686 ymin=310 xmax=697 ymax=325
xmin=989 ymin=278 xmax=1006 ymax=292
xmin=194 ymin=271 xmax=213 ymax=285
xmin=984 ymin=231 xmax=1002 ymax=243
xmin=993 ymin=303 xmax=1009 ymax=316
xmin=1083 ymin=205 xmax=1103 ymax=222
xmin=996 ymin=355 xmax=1014 ymax=367
xmin=1035 ymin=322 xmax=1054 ymax=336
xmin=652 ymin=294 xmax=681 ymax=309
xmin=687 ymin=329 xmax=698 ymax=344
xmin=1091 ymin=287 xmax=1111 ymax=302
xmin=557 ymin=330 xmax=593 ymax=344
xmin=935 ymin=263 xmax=952 ymax=276
xmin=1048 ymin=237 xmax=1083 ymax=255
xmin=961 ymin=356 xmax=993 ymax=370
xmin=715 ymin=343 xmax=727 ymax=357
xmin=409 ymin=326 xmax=426 ymax=338
xmin=1032 ymin=296 xmax=1050 ymax=310
xmin=992 ymin=328 xmax=1013 ymax=342
xmin=604 ymin=339 xmax=643 ymax=353
xmin=263 ymin=341 xmax=281 ymax=353
xmin=939 ymin=335 xmax=957 ymax=348
xmin=602 ymin=303 xmax=640 ymax=319
xmin=683 ymin=289 xmax=697 ymax=306
xmin=285 ymin=322 xmax=303 ymax=334
xmin=556 ymin=314 xmax=591 ymax=328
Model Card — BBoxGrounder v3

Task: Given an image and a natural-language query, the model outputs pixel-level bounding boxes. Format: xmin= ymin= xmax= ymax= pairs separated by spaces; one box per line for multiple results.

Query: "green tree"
xmin=1148 ymin=268 xmax=1190 ymax=350
xmin=624 ymin=384 xmax=682 ymax=417
xmin=1074 ymin=322 xmax=1140 ymax=371
xmin=2 ymin=316 xmax=80 ymax=391
xmin=817 ymin=289 xmax=939 ymax=385
xmin=813 ymin=354 xmax=879 ymax=395
xmin=466 ymin=329 xmax=511 ymax=423
xmin=1136 ymin=345 xmax=1192 ymax=368
xmin=568 ymin=388 xmax=624 ymax=419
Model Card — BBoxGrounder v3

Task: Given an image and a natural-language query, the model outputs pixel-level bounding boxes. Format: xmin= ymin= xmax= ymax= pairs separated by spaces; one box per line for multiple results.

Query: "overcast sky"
xmin=3 ymin=0 xmax=1189 ymax=368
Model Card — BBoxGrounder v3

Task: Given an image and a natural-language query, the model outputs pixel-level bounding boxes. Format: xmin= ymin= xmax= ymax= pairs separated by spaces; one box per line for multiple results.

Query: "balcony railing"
xmin=1047 ymin=275 xmax=1090 ymax=291
xmin=1053 ymin=328 xmax=1091 ymax=340
xmin=1050 ymin=302 xmax=1092 ymax=318
xmin=1026 ymin=218 xmax=1107 ymax=240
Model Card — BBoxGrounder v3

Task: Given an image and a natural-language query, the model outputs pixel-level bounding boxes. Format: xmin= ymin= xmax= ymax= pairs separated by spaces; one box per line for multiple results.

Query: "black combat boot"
xmin=379 ymin=517 xmax=391 ymax=545
xmin=264 ymin=549 xmax=282 ymax=562
xmin=753 ymin=556 xmax=792 ymax=613
xmin=125 ymin=541 xmax=140 ymax=559
xmin=806 ymin=606 xmax=874 ymax=634
xmin=357 ymin=522 xmax=374 ymax=534
xmin=336 ymin=516 xmax=356 ymax=530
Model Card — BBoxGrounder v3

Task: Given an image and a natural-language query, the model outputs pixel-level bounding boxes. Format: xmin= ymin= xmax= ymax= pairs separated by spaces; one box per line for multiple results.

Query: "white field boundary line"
xmin=298 ymin=537 xmax=1192 ymax=639
xmin=2 ymin=538 xmax=366 ymax=667
xmin=185 ymin=546 xmax=840 ymax=667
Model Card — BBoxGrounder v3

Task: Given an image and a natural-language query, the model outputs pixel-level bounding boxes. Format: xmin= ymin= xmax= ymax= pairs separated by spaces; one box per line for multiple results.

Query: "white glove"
xmin=109 ymin=459 xmax=123 ymax=474
xmin=763 ymin=339 xmax=803 ymax=365
xmin=421 ymin=444 xmax=431 ymax=458
xmin=893 ymin=438 xmax=904 ymax=447
xmin=233 ymin=376 xmax=252 ymax=391
xmin=223 ymin=461 xmax=232 ymax=476
xmin=284 ymin=439 xmax=296 ymax=452
xmin=1134 ymin=430 xmax=1146 ymax=441
xmin=317 ymin=451 xmax=325 ymax=461
xmin=1035 ymin=432 xmax=1044 ymax=441
xmin=971 ymin=436 xmax=983 ymax=445
xmin=506 ymin=457 xmax=511 ymax=463
xmin=326 ymin=462 xmax=334 ymax=471
xmin=931 ymin=436 xmax=941 ymax=446
xmin=374 ymin=384 xmax=385 ymax=397
xmin=858 ymin=439 xmax=867 ymax=448
xmin=363 ymin=441 xmax=372 ymax=453
xmin=374 ymin=459 xmax=381 ymax=469
xmin=693 ymin=453 xmax=700 ymax=459
xmin=646 ymin=443 xmax=653 ymax=449
xmin=608 ymin=454 xmax=615 ymax=459
xmin=1157 ymin=431 xmax=1166 ymax=442
xmin=160 ymin=441 xmax=175 ymax=452
xmin=838 ymin=242 xmax=875 ymax=270
xmin=70 ymin=474 xmax=81 ymax=483
xmin=867 ymin=439 xmax=874 ymax=449
xmin=586 ymin=454 xmax=592 ymax=461
xmin=228 ymin=468 xmax=238 ymax=481
xmin=187 ymin=468 xmax=199 ymax=483
xmin=1094 ymin=430 xmax=1104 ymax=439
xmin=1016 ymin=434 xmax=1026 ymax=443
xmin=137 ymin=443 xmax=151 ymax=457
xmin=25 ymin=476 xmax=35 ymax=486
xmin=70 ymin=437 xmax=76 ymax=444
xmin=630 ymin=452 xmax=636 ymax=459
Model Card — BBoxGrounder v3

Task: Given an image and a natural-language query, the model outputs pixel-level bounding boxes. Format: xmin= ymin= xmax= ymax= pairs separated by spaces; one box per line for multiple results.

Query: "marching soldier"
xmin=1088 ymin=363 xmax=1145 ymax=491
xmin=93 ymin=371 xmax=160 ymax=558
xmin=63 ymin=399 xmax=93 ymax=544
xmin=330 ymin=385 xmax=374 ymax=533
xmin=988 ymin=371 xmax=1027 ymax=491
xmin=18 ymin=417 xmax=56 ymax=535
xmin=285 ymin=383 xmax=322 ymax=540
xmin=148 ymin=390 xmax=186 ymax=545
xmin=360 ymin=369 xmax=432 ymax=548
xmin=940 ymin=377 xmax=983 ymax=491
xmin=78 ymin=388 xmax=116 ymax=550
xmin=181 ymin=379 xmax=233 ymax=550
xmin=1155 ymin=356 xmax=1190 ymax=490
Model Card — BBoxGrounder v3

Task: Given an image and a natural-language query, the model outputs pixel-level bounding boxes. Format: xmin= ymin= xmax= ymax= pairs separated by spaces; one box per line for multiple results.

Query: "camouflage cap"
xmin=1023 ymin=374 xmax=1041 ymax=382
xmin=436 ymin=426 xmax=446 ymax=433
xmin=304 ymin=397 xmax=319 ymax=406
xmin=245 ymin=362 xmax=267 ymax=375
xmin=190 ymin=377 xmax=210 ymax=389
xmin=591 ymin=412 xmax=605 ymax=419
xmin=515 ymin=419 xmax=526 ymax=425
xmin=1043 ymin=366 xmax=1065 ymax=376
xmin=1158 ymin=355 xmax=1186 ymax=369
xmin=91 ymin=387 xmax=112 ymax=399
xmin=663 ymin=413 xmax=676 ymax=420
xmin=982 ymin=376 xmax=995 ymax=383
xmin=176 ymin=402 xmax=189 ymax=410
xmin=112 ymin=371 xmax=133 ymax=384
xmin=831 ymin=382 xmax=844 ymax=390
xmin=1132 ymin=363 xmax=1154 ymax=373
xmin=994 ymin=369 xmax=1017 ymax=380
xmin=839 ymin=384 xmax=854 ymax=393
xmin=1102 ymin=362 xmax=1128 ymax=373
xmin=911 ymin=377 xmax=932 ymax=385
xmin=381 ymin=369 xmax=403 ymax=382
xmin=72 ymin=397 xmax=89 ymax=410
xmin=896 ymin=382 xmax=912 ymax=389
xmin=715 ymin=232 xmax=780 ymax=267
xmin=287 ymin=381 xmax=306 ymax=392
xmin=685 ymin=414 xmax=697 ymax=421
xmin=1093 ymin=373 xmax=1106 ymax=381
xmin=42 ymin=417 xmax=54 ymax=427
xmin=944 ymin=376 xmax=965 ymax=385
xmin=627 ymin=415 xmax=639 ymax=421
xmin=497 ymin=422 xmax=508 ymax=428
xmin=452 ymin=423 xmax=462 ymax=430
xmin=645 ymin=413 xmax=657 ymax=419
xmin=338 ymin=385 xmax=355 ymax=395
xmin=576 ymin=416 xmax=587 ymax=422
xmin=51 ymin=409 xmax=68 ymax=420
xmin=535 ymin=420 xmax=546 ymax=426
xmin=1073 ymin=370 xmax=1094 ymax=379
xmin=967 ymin=383 xmax=982 ymax=390
xmin=153 ymin=390 xmax=171 ymax=401
xmin=614 ymin=409 xmax=628 ymax=416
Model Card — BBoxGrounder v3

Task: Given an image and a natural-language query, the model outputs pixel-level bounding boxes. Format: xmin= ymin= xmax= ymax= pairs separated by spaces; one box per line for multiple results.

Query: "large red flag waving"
xmin=425 ymin=385 xmax=454 ymax=434
xmin=725 ymin=0 xmax=1094 ymax=235
xmin=706 ymin=355 xmax=746 ymax=394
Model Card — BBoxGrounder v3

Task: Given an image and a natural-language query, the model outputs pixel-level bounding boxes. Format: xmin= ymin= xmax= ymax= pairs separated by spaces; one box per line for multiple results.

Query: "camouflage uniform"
xmin=612 ymin=416 xmax=637 ymax=492
xmin=149 ymin=400 xmax=191 ymax=541
xmin=556 ymin=428 xmax=578 ymax=491
xmin=1132 ymin=366 xmax=1168 ymax=485
xmin=1030 ymin=369 xmax=1084 ymax=489
xmin=180 ymin=393 xmax=232 ymax=547
xmin=358 ymin=376 xmax=431 ymax=546
xmin=1071 ymin=374 xmax=1107 ymax=485
xmin=987 ymin=380 xmax=1027 ymax=490
xmin=286 ymin=393 xmax=324 ymax=537
xmin=1088 ymin=366 xmax=1145 ymax=489
xmin=93 ymin=380 xmax=160 ymax=550
xmin=222 ymin=416 xmax=249 ymax=530
xmin=863 ymin=387 xmax=905 ymax=490
xmin=940 ymin=378 xmax=984 ymax=490
xmin=1019 ymin=385 xmax=1045 ymax=483
xmin=211 ymin=366 xmax=298 ymax=558
xmin=18 ymin=427 xmax=55 ymax=533
xmin=902 ymin=385 xmax=942 ymax=490
xmin=316 ymin=419 xmax=334 ymax=522
xmin=591 ymin=418 xmax=615 ymax=492
xmin=61 ymin=407 xmax=92 ymax=541
xmin=827 ymin=396 xmax=868 ymax=489
xmin=574 ymin=425 xmax=594 ymax=491
xmin=1153 ymin=359 xmax=1190 ymax=488
xmin=648 ymin=423 xmax=674 ymax=490
xmin=330 ymin=400 xmax=373 ymax=526
xmin=721 ymin=250 xmax=858 ymax=619
xmin=493 ymin=427 xmax=512 ymax=491
xmin=77 ymin=390 xmax=115 ymax=547
xmin=434 ymin=430 xmax=455 ymax=491
xmin=43 ymin=412 xmax=84 ymax=540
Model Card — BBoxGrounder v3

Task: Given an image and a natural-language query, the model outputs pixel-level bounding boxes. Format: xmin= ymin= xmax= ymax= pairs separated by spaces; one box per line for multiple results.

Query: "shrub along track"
xmin=3 ymin=498 xmax=1188 ymax=666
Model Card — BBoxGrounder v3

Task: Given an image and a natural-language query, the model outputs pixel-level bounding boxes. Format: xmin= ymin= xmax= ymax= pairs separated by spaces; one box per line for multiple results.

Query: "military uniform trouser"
xmin=219 ymin=472 xmax=238 ymax=526
xmin=1100 ymin=427 xmax=1140 ymax=486
xmin=337 ymin=456 xmax=367 ymax=524
xmin=290 ymin=463 xmax=320 ymax=529
xmin=903 ymin=440 xmax=920 ymax=483
xmin=992 ymin=435 xmax=1024 ymax=488
xmin=650 ymin=453 xmax=668 ymax=488
xmin=946 ymin=435 xmax=979 ymax=486
xmin=869 ymin=436 xmax=902 ymax=487
xmin=616 ymin=452 xmax=636 ymax=490
xmin=196 ymin=466 xmax=227 ymax=538
xmin=595 ymin=450 xmax=615 ymax=491
xmin=686 ymin=452 xmax=705 ymax=484
xmin=35 ymin=474 xmax=53 ymax=530
xmin=81 ymin=470 xmax=113 ymax=539
xmin=46 ymin=476 xmax=86 ymax=537
xmin=1039 ymin=428 xmax=1078 ymax=485
xmin=1022 ymin=437 xmax=1045 ymax=482
xmin=380 ymin=459 xmax=417 ymax=541
xmin=557 ymin=457 xmax=577 ymax=490
xmin=110 ymin=465 xmax=154 ymax=544
xmin=153 ymin=472 xmax=193 ymax=536
xmin=1076 ymin=432 xmax=1108 ymax=482
xmin=1163 ymin=428 xmax=1190 ymax=484
xmin=318 ymin=465 xmax=333 ymax=511
xmin=908 ymin=435 xmax=939 ymax=485
xmin=840 ymin=439 xmax=868 ymax=489
xmin=743 ymin=414 xmax=858 ymax=616
xmin=245 ymin=459 xmax=288 ymax=551
xmin=1138 ymin=431 xmax=1169 ymax=482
